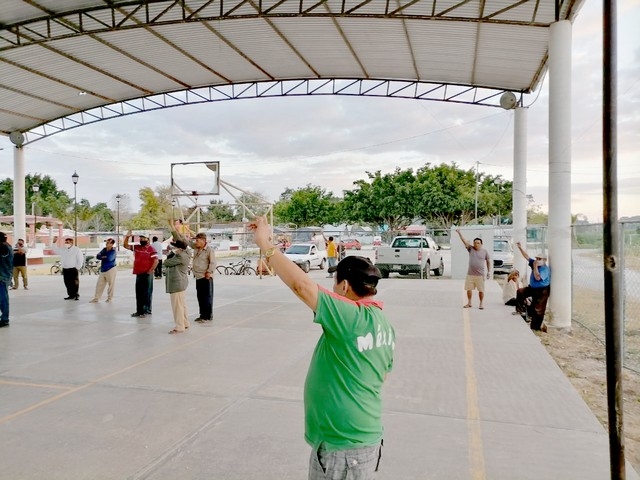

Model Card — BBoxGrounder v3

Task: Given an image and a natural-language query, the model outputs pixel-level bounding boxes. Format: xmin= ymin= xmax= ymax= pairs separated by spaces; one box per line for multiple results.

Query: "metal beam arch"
xmin=0 ymin=0 xmax=555 ymax=51
xmin=21 ymin=78 xmax=516 ymax=144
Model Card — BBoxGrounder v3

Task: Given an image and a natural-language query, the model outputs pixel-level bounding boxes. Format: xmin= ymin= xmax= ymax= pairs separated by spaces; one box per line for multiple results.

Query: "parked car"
xmin=339 ymin=238 xmax=361 ymax=250
xmin=375 ymin=235 xmax=444 ymax=278
xmin=493 ymin=238 xmax=514 ymax=274
xmin=372 ymin=236 xmax=382 ymax=246
xmin=284 ymin=244 xmax=327 ymax=273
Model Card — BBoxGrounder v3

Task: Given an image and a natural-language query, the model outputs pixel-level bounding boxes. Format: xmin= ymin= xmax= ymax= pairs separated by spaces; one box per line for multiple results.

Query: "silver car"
xmin=284 ymin=243 xmax=327 ymax=273
xmin=493 ymin=238 xmax=514 ymax=275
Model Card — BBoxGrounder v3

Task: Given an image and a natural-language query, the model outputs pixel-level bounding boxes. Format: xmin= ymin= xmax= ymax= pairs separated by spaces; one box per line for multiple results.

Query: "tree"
xmin=0 ymin=174 xmax=72 ymax=219
xmin=205 ymin=199 xmax=237 ymax=223
xmin=342 ymin=168 xmax=417 ymax=232
xmin=87 ymin=202 xmax=114 ymax=231
xmin=127 ymin=186 xmax=172 ymax=229
xmin=274 ymin=185 xmax=339 ymax=226
xmin=413 ymin=163 xmax=477 ymax=229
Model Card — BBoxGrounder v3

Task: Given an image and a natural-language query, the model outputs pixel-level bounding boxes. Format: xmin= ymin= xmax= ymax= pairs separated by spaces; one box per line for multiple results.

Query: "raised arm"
xmin=123 ymin=230 xmax=133 ymax=251
xmin=250 ymin=216 xmax=318 ymax=311
xmin=167 ymin=219 xmax=195 ymax=248
xmin=456 ymin=229 xmax=471 ymax=249
xmin=515 ymin=241 xmax=530 ymax=261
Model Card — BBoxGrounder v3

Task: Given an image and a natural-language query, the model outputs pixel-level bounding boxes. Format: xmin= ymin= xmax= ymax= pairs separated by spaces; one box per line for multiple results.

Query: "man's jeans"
xmin=195 ymin=277 xmax=213 ymax=320
xmin=308 ymin=442 xmax=382 ymax=480
xmin=135 ymin=273 xmax=152 ymax=315
xmin=0 ymin=280 xmax=9 ymax=321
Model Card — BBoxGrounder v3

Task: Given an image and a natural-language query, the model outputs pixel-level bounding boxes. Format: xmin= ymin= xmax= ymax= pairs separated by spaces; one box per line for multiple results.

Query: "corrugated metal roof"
xmin=0 ymin=0 xmax=584 ymax=143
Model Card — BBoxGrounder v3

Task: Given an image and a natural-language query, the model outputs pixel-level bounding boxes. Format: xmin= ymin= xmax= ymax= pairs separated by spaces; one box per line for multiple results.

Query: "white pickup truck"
xmin=375 ymin=235 xmax=444 ymax=279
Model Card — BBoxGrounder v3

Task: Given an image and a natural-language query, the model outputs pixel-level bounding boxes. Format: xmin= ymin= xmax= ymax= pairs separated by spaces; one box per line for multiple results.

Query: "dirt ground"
xmin=539 ymin=292 xmax=640 ymax=473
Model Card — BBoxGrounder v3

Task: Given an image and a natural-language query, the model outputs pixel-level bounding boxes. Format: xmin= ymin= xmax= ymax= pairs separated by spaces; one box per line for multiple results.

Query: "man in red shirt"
xmin=124 ymin=231 xmax=158 ymax=318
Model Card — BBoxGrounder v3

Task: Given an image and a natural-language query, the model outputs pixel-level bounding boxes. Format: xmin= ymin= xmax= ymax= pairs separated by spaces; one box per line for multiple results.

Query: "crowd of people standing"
xmin=0 ymin=217 xmax=217 ymax=334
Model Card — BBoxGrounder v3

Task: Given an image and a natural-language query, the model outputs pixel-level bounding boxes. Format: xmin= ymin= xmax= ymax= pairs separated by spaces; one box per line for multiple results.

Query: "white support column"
xmin=548 ymin=20 xmax=573 ymax=329
xmin=512 ymin=106 xmax=528 ymax=280
xmin=13 ymin=147 xmax=26 ymax=243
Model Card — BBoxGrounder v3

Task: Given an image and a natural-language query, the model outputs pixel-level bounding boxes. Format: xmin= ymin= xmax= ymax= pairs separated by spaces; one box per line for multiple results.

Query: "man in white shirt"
xmin=151 ymin=236 xmax=164 ymax=279
xmin=58 ymin=238 xmax=84 ymax=300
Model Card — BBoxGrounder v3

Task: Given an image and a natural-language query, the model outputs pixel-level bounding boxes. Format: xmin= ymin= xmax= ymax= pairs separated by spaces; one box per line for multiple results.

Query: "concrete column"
xmin=512 ymin=106 xmax=528 ymax=281
xmin=548 ymin=20 xmax=573 ymax=329
xmin=12 ymin=147 xmax=26 ymax=243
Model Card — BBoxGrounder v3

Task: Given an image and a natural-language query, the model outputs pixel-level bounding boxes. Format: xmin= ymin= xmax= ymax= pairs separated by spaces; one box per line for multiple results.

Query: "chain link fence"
xmin=572 ymin=221 xmax=640 ymax=374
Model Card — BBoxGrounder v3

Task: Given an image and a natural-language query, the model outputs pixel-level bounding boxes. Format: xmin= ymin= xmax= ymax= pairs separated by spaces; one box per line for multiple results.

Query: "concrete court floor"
xmin=0 ymin=268 xmax=637 ymax=480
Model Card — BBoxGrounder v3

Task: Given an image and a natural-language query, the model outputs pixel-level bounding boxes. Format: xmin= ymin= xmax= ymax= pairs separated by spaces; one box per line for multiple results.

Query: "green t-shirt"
xmin=304 ymin=288 xmax=395 ymax=451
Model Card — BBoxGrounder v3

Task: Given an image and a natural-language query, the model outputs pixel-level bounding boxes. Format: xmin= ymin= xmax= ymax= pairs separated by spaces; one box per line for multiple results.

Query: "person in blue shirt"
xmin=89 ymin=238 xmax=118 ymax=303
xmin=0 ymin=232 xmax=13 ymax=327
xmin=514 ymin=242 xmax=551 ymax=332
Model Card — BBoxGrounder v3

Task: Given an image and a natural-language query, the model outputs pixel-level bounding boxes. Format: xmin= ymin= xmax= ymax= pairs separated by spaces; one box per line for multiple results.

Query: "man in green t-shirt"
xmin=251 ymin=216 xmax=395 ymax=479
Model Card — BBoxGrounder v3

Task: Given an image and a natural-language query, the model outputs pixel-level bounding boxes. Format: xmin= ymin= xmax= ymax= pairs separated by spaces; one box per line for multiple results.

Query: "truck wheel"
xmin=302 ymin=261 xmax=311 ymax=273
xmin=434 ymin=259 xmax=445 ymax=277
xmin=422 ymin=261 xmax=431 ymax=279
xmin=379 ymin=268 xmax=390 ymax=279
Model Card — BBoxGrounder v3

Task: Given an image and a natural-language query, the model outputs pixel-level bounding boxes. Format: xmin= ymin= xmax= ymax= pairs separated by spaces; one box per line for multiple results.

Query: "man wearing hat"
xmin=90 ymin=238 xmax=117 ymax=303
xmin=164 ymin=239 xmax=191 ymax=334
xmin=514 ymin=241 xmax=551 ymax=332
xmin=124 ymin=231 xmax=158 ymax=318
xmin=250 ymin=216 xmax=395 ymax=479
xmin=170 ymin=221 xmax=216 ymax=324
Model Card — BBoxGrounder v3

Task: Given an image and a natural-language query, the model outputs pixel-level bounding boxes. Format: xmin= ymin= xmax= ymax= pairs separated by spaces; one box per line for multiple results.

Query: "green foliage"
xmin=0 ymin=174 xmax=72 ymax=219
xmin=342 ymin=168 xmax=416 ymax=231
xmin=127 ymin=187 xmax=172 ymax=229
xmin=339 ymin=164 xmax=514 ymax=230
xmin=273 ymin=185 xmax=340 ymax=226
xmin=206 ymin=199 xmax=237 ymax=223
xmin=413 ymin=163 xmax=477 ymax=228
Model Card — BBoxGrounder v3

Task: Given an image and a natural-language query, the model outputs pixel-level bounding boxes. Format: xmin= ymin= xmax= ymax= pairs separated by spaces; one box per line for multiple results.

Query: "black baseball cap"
xmin=171 ymin=239 xmax=188 ymax=250
xmin=328 ymin=256 xmax=381 ymax=285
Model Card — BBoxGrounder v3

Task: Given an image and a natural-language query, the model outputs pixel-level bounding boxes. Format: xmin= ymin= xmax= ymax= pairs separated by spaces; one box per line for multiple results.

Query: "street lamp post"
xmin=72 ymin=171 xmax=79 ymax=244
xmin=115 ymin=194 xmax=121 ymax=251
xmin=32 ymin=183 xmax=39 ymax=247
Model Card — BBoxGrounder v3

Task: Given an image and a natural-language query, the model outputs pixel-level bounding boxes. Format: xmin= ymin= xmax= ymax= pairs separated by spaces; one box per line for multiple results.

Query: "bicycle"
xmin=216 ymin=265 xmax=229 ymax=275
xmin=82 ymin=255 xmax=101 ymax=275
xmin=223 ymin=258 xmax=256 ymax=276
xmin=50 ymin=261 xmax=62 ymax=275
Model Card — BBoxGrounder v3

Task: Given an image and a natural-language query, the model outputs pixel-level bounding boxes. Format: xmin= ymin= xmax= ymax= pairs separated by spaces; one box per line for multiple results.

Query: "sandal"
xmin=463 ymin=304 xmax=472 ymax=308
xmin=479 ymin=305 xmax=484 ymax=310
xmin=168 ymin=329 xmax=184 ymax=334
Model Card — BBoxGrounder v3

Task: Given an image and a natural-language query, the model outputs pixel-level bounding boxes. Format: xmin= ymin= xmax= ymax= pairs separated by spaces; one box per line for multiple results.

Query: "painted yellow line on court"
xmin=0 ymin=304 xmax=283 ymax=426
xmin=463 ymin=306 xmax=487 ymax=480
xmin=0 ymin=379 xmax=72 ymax=390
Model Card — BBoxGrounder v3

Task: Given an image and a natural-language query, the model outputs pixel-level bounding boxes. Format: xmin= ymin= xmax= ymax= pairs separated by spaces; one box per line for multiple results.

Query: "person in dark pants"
xmin=57 ymin=238 xmax=84 ymax=300
xmin=0 ymin=232 xmax=13 ymax=327
xmin=124 ymin=231 xmax=159 ymax=318
xmin=151 ymin=236 xmax=164 ymax=279
xmin=191 ymin=233 xmax=215 ymax=323
xmin=170 ymin=222 xmax=216 ymax=323
xmin=514 ymin=242 xmax=551 ymax=332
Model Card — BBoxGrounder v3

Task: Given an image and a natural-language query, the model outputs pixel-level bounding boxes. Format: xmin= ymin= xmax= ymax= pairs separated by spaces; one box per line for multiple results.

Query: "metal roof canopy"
xmin=0 ymin=0 xmax=583 ymax=144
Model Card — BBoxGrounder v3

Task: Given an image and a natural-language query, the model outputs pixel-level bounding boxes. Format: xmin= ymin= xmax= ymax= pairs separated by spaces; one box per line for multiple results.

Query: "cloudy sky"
xmin=1 ymin=0 xmax=639 ymax=224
